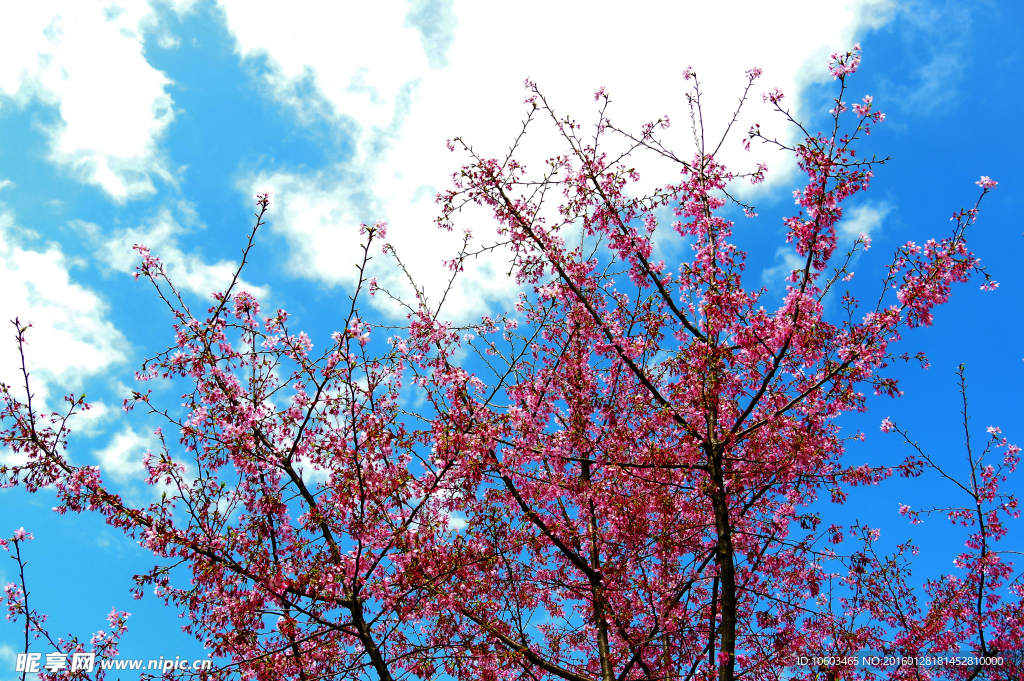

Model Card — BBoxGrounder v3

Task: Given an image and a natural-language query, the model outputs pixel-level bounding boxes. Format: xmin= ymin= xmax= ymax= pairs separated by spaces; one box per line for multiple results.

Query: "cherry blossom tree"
xmin=2 ymin=45 xmax=1019 ymax=681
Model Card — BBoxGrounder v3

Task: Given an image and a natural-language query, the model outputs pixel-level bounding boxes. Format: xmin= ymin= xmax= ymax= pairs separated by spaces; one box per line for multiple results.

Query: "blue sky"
xmin=0 ymin=0 xmax=1021 ymax=676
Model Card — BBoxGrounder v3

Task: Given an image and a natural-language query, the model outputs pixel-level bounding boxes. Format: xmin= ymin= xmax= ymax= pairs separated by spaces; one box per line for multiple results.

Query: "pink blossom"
xmin=829 ymin=43 xmax=862 ymax=79
xmin=852 ymin=94 xmax=874 ymax=116
xmin=0 ymin=46 xmax=1015 ymax=681
xmin=763 ymin=87 xmax=785 ymax=104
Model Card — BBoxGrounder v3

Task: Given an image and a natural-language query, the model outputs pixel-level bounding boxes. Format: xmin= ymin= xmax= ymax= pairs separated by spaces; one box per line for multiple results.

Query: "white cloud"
xmin=0 ymin=210 xmax=127 ymax=395
xmin=0 ymin=2 xmax=176 ymax=200
xmin=94 ymin=425 xmax=150 ymax=481
xmin=157 ymin=32 xmax=182 ymax=49
xmin=165 ymin=0 xmax=202 ymax=12
xmin=291 ymin=452 xmax=331 ymax=485
xmin=762 ymin=247 xmax=807 ymax=287
xmin=0 ymin=643 xmax=16 ymax=672
xmin=70 ymin=400 xmax=117 ymax=437
xmin=0 ymin=206 xmax=128 ymax=466
xmin=839 ymin=201 xmax=893 ymax=241
xmin=246 ymin=168 xmax=517 ymax=320
xmin=760 ymin=199 xmax=888 ymax=288
xmin=220 ymin=0 xmax=896 ymax=321
xmin=448 ymin=512 xmax=467 ymax=531
xmin=83 ymin=206 xmax=271 ymax=303
xmin=93 ymin=424 xmax=198 ymax=502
